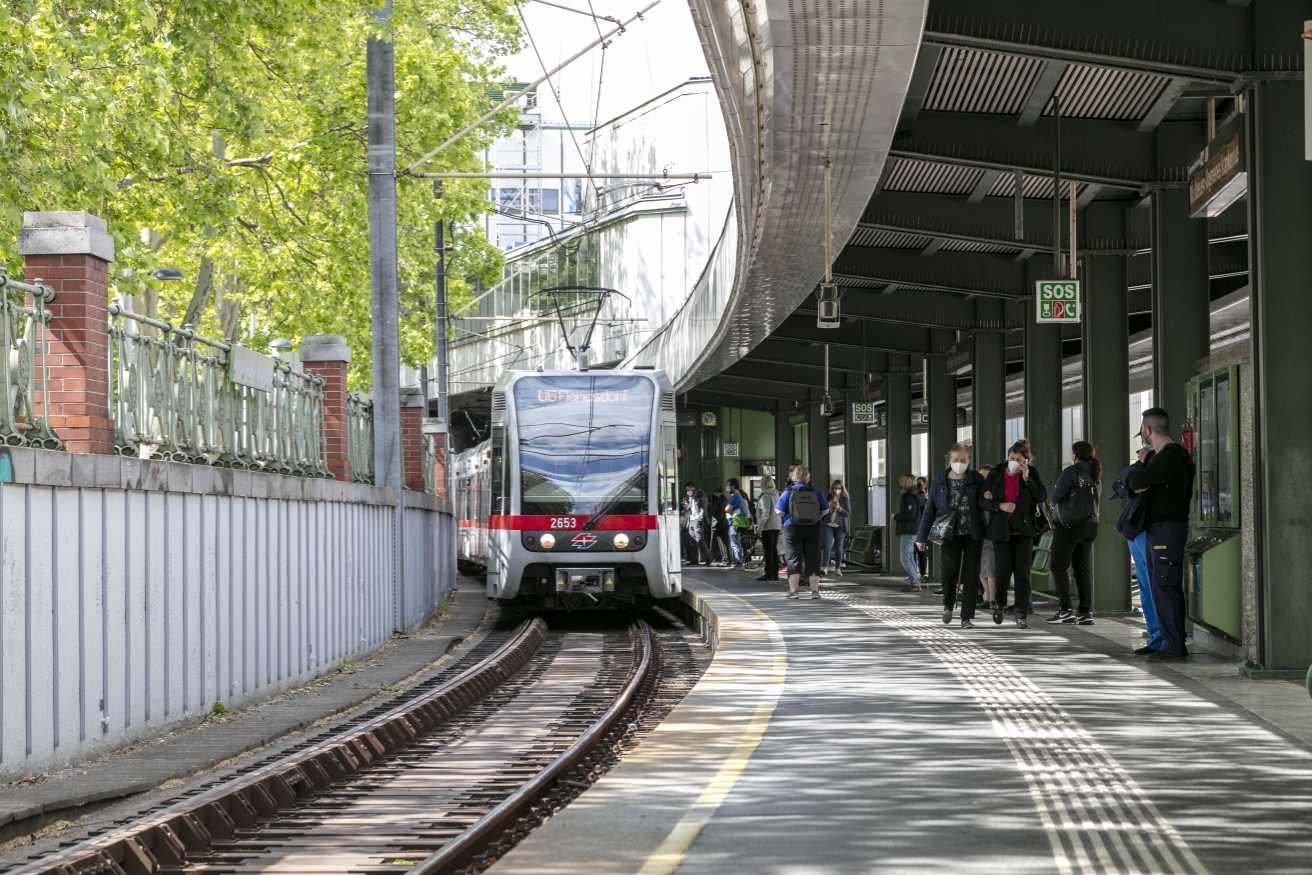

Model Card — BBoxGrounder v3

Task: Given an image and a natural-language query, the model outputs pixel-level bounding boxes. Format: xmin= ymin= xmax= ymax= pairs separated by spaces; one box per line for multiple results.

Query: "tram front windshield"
xmin=514 ymin=376 xmax=653 ymax=516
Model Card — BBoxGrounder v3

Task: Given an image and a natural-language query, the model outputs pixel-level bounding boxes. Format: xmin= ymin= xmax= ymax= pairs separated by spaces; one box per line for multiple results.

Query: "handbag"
xmin=928 ymin=512 xmax=956 ymax=544
xmin=1033 ymin=501 xmax=1052 ymax=534
xmin=1055 ymin=475 xmax=1098 ymax=528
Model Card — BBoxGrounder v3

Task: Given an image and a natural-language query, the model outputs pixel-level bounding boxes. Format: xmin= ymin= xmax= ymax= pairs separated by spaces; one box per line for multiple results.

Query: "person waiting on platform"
xmin=683 ymin=483 xmax=711 ymax=566
xmin=776 ymin=465 xmax=828 ymax=599
xmin=916 ymin=477 xmax=931 ymax=583
xmin=1127 ymin=407 xmax=1196 ymax=662
xmin=976 ymin=465 xmax=997 ymax=608
xmin=820 ymin=479 xmax=851 ymax=577
xmin=892 ymin=474 xmax=926 ymax=592
xmin=1047 ymin=441 xmax=1102 ymax=626
xmin=1112 ymin=443 xmax=1163 ymax=656
xmin=916 ymin=444 xmax=988 ymax=628
xmin=727 ymin=478 xmax=751 ymax=569
xmin=755 ymin=475 xmax=783 ymax=582
xmin=709 ymin=486 xmax=732 ymax=567
xmin=981 ymin=439 xmax=1048 ymax=629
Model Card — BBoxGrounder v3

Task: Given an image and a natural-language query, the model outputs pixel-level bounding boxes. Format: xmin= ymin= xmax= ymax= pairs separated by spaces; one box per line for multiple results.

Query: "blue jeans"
xmin=821 ymin=525 xmax=846 ymax=570
xmin=899 ymin=534 xmax=919 ymax=587
xmin=729 ymin=526 xmax=745 ymax=565
xmin=1129 ymin=530 xmax=1164 ymax=650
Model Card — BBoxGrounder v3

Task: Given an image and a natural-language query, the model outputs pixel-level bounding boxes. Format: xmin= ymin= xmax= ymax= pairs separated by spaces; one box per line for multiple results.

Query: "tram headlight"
xmin=540 ymin=532 xmax=556 ymax=549
xmin=612 ymin=533 xmax=630 ymax=549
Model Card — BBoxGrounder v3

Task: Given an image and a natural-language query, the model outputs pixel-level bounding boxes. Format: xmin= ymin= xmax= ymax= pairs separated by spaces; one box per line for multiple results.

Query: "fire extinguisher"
xmin=1181 ymin=417 xmax=1196 ymax=455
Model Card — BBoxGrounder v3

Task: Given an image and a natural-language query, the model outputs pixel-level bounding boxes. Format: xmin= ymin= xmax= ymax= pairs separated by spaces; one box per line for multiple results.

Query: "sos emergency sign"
xmin=1036 ymin=280 xmax=1080 ymax=323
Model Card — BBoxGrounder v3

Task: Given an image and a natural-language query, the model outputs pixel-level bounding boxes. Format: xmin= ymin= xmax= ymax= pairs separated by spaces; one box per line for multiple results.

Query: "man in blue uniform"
xmin=1127 ymin=407 xmax=1196 ymax=662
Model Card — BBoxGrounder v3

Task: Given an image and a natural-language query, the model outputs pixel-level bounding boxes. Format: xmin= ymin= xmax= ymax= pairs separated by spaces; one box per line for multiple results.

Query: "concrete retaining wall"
xmin=0 ymin=446 xmax=452 ymax=780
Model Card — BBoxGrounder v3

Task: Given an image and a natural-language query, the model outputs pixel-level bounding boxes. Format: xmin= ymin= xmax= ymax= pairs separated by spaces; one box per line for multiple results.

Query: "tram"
xmin=454 ymin=367 xmax=682 ymax=610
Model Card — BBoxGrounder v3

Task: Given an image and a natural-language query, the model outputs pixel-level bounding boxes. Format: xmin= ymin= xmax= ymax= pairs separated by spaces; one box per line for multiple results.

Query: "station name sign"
xmin=1035 ymin=280 xmax=1080 ymax=323
xmin=1188 ymin=119 xmax=1247 ymax=219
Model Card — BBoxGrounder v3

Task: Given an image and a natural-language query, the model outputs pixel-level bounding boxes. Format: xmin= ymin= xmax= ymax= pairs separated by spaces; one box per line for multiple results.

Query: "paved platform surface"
xmin=490 ymin=571 xmax=1312 ymax=875
xmin=0 ymin=590 xmax=488 ymax=842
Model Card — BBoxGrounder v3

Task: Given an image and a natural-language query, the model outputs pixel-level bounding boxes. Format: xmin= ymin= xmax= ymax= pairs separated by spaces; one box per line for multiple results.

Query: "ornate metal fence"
xmin=0 ymin=266 xmax=61 ymax=448
xmin=107 ymin=306 xmax=331 ymax=477
xmin=348 ymin=393 xmax=375 ymax=484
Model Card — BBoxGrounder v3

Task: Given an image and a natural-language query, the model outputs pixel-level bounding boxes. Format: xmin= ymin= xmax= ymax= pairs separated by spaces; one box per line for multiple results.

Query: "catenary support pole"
xmin=1083 ymin=201 xmax=1130 ymax=613
xmin=926 ymin=340 xmax=956 ymax=477
xmin=367 ymin=1 xmax=405 ymax=630
xmin=1151 ymin=192 xmax=1209 ymax=426
xmin=775 ymin=411 xmax=796 ymax=482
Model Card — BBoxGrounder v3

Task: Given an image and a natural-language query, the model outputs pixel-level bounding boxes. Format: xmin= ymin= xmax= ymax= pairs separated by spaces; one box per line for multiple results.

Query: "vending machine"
xmin=1183 ymin=365 xmax=1242 ymax=643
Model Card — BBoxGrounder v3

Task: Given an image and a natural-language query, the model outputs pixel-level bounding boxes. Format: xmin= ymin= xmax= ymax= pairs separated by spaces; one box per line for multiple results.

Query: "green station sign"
xmin=1036 ymin=280 xmax=1080 ymax=323
xmin=851 ymin=402 xmax=876 ymax=424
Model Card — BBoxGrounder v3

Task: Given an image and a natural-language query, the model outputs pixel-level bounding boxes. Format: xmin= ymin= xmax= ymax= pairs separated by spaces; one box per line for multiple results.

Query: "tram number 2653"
xmin=549 ymin=517 xmax=579 ymax=529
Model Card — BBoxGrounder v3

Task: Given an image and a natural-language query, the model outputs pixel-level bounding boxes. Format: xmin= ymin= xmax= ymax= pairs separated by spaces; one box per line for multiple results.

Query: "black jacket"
xmin=916 ymin=468 xmax=988 ymax=542
xmin=1127 ymin=442 xmax=1195 ymax=525
xmin=1052 ymin=460 xmax=1103 ymax=522
xmin=981 ymin=463 xmax=1048 ymax=541
xmin=892 ymin=489 xmax=926 ymax=536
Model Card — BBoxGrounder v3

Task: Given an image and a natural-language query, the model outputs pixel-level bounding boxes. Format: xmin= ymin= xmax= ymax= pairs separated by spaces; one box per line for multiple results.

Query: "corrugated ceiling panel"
xmin=986 ymin=173 xmax=1089 ymax=201
xmin=939 ymin=239 xmax=1017 ymax=254
xmin=883 ymin=157 xmax=982 ymax=195
xmin=847 ymin=227 xmax=933 ymax=249
xmin=923 ymin=48 xmax=1045 ymax=115
xmin=1046 ymin=65 xmax=1169 ymax=120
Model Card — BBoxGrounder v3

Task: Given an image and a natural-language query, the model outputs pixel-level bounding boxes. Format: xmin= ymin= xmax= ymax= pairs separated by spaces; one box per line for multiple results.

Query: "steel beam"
xmin=1023 ymin=258 xmax=1063 ymax=491
xmin=884 ymin=368 xmax=913 ymax=571
xmin=926 ymin=347 xmax=956 ymax=476
xmin=836 ymin=247 xmax=1031 ymax=299
xmin=810 ymin=402 xmax=830 ymax=501
xmin=967 ymin=169 xmax=1002 ymax=203
xmin=900 ymin=44 xmax=944 ymax=125
xmin=1137 ymin=78 xmax=1192 ymax=133
xmin=1151 ymin=188 xmax=1210 ymax=423
xmin=1083 ymin=201 xmax=1131 ymax=612
xmin=844 ymin=388 xmax=870 ymax=529
xmin=1017 ymin=60 xmax=1068 ymax=126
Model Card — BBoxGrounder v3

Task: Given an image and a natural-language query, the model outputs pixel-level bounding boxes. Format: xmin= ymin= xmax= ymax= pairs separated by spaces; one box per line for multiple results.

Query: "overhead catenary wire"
xmin=403 ymin=0 xmax=659 ymax=174
xmin=530 ymin=0 xmax=620 ymax=25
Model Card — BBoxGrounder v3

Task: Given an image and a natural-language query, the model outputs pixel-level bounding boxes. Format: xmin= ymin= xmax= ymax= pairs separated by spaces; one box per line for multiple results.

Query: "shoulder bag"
xmin=1054 ymin=474 xmax=1098 ymax=528
xmin=928 ymin=511 xmax=956 ymax=544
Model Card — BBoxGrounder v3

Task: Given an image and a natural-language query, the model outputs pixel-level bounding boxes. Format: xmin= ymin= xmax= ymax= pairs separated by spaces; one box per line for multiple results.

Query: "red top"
xmin=1003 ymin=471 xmax=1021 ymax=518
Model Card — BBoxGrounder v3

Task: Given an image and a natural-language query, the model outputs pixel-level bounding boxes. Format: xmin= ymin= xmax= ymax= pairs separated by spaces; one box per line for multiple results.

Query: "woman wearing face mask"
xmin=981 ymin=439 xmax=1048 ymax=628
xmin=915 ymin=444 xmax=988 ymax=628
xmin=1047 ymin=441 xmax=1102 ymax=625
xmin=820 ymin=480 xmax=851 ymax=576
xmin=755 ymin=475 xmax=783 ymax=581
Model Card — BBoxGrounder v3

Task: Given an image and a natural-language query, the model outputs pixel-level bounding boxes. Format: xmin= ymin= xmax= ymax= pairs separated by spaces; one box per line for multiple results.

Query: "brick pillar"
xmin=18 ymin=212 xmax=116 ymax=454
xmin=423 ymin=418 xmax=448 ymax=500
xmin=301 ymin=335 xmax=352 ymax=482
xmin=400 ymin=387 xmax=426 ymax=492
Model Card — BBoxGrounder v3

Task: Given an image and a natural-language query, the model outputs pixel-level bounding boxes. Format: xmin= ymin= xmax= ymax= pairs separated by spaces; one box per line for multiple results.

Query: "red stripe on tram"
xmin=488 ymin=515 xmax=658 ymax=531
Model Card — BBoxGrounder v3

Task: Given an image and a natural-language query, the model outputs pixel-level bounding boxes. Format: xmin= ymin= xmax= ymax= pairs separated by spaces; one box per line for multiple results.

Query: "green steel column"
xmin=972 ymin=331 xmax=1007 ymax=467
xmin=844 ymin=389 xmax=869 ymax=530
xmin=1025 ymin=260 xmax=1064 ymax=486
xmin=1083 ymin=201 xmax=1130 ymax=613
xmin=1151 ymin=188 xmax=1210 ymax=427
xmin=775 ymin=411 xmax=795 ymax=482
xmin=927 ymin=346 xmax=956 ymax=477
xmin=809 ymin=400 xmax=830 ymax=491
xmin=1248 ymin=77 xmax=1312 ymax=671
xmin=884 ymin=368 xmax=912 ymax=567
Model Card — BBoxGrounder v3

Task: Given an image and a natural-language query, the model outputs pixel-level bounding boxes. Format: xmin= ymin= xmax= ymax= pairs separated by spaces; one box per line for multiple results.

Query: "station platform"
xmin=490 ymin=571 xmax=1312 ymax=875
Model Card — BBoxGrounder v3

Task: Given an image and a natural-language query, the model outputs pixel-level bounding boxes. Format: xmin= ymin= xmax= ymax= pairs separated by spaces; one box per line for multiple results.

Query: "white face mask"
xmin=950 ymin=462 xmax=968 ymax=475
xmin=1008 ymin=460 xmax=1021 ymax=475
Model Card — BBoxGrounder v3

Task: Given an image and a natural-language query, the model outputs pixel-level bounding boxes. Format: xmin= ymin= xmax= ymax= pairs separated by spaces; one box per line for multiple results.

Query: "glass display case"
xmin=1184 ymin=365 xmax=1241 ymax=642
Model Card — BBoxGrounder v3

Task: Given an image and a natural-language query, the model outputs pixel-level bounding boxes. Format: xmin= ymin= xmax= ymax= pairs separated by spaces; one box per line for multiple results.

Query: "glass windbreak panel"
xmin=1199 ymin=378 xmax=1216 ymax=522
xmin=1216 ymin=371 xmax=1233 ymax=524
xmin=515 ymin=376 xmax=653 ymax=516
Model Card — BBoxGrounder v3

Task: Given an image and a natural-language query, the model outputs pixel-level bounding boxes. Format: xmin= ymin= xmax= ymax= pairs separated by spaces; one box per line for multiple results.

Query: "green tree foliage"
xmin=1 ymin=0 xmax=520 ymax=386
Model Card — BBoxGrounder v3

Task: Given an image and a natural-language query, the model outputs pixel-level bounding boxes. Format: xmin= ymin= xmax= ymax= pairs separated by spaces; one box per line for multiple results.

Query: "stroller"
xmin=738 ymin=526 xmax=763 ymax=570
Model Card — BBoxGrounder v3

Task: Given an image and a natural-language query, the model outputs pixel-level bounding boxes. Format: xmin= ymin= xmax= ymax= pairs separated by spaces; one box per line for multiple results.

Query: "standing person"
xmin=1047 ymin=441 xmax=1102 ymax=625
xmin=820 ymin=480 xmax=851 ymax=576
xmin=727 ymin=479 xmax=750 ymax=569
xmin=709 ymin=486 xmax=732 ymax=566
xmin=916 ymin=477 xmax=930 ymax=583
xmin=977 ymin=465 xmax=997 ymax=609
xmin=980 ymin=440 xmax=1047 ymax=628
xmin=684 ymin=483 xmax=711 ymax=565
xmin=1128 ymin=408 xmax=1196 ymax=662
xmin=916 ymin=444 xmax=987 ymax=628
xmin=892 ymin=474 xmax=926 ymax=592
xmin=1113 ymin=444 xmax=1163 ymax=655
xmin=755 ymin=475 xmax=783 ymax=581
xmin=776 ymin=465 xmax=828 ymax=599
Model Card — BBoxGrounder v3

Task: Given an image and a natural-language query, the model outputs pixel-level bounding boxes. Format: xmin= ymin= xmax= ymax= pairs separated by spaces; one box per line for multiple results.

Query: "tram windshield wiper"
xmin=582 ymin=466 xmax=648 ymax=530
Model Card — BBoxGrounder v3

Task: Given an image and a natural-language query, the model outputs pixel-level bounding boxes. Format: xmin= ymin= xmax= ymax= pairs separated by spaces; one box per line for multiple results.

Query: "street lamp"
xmin=148 ymin=267 xmax=184 ymax=281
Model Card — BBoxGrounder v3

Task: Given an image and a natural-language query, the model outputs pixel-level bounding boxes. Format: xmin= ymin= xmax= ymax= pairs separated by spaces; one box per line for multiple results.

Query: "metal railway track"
xmin=8 ymin=614 xmax=678 ymax=875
